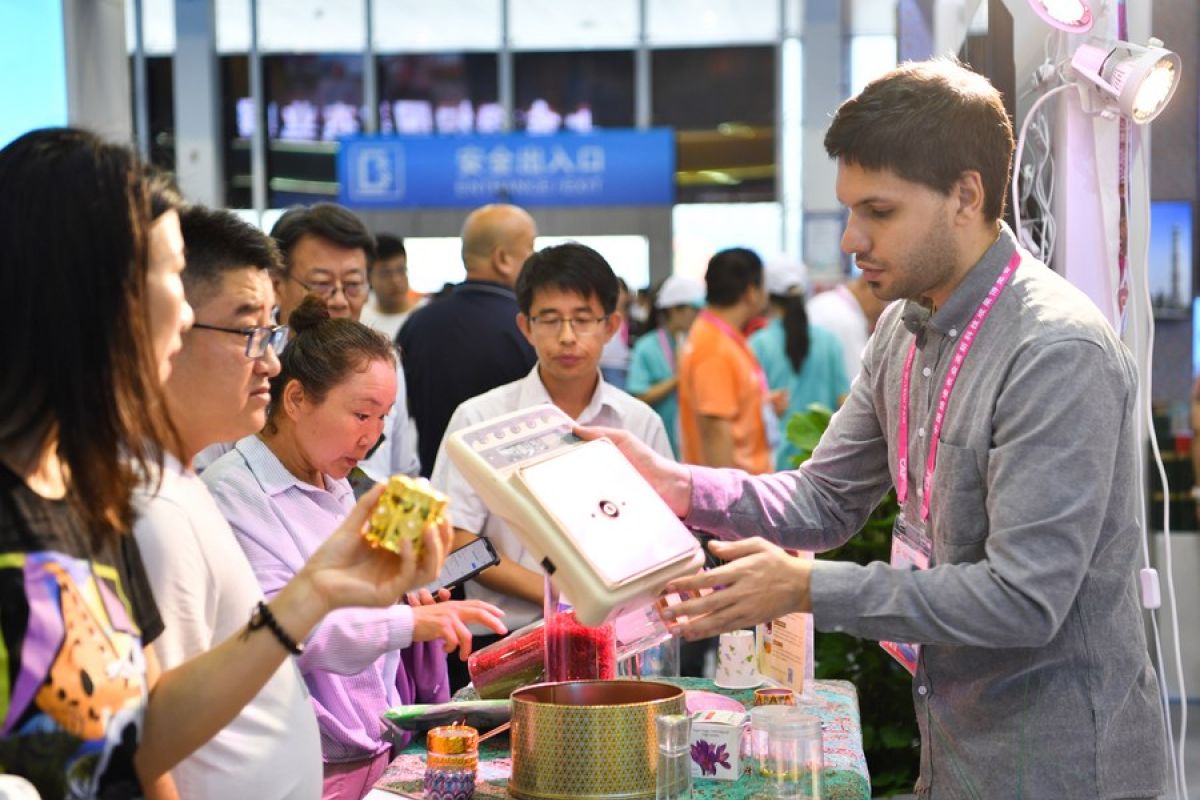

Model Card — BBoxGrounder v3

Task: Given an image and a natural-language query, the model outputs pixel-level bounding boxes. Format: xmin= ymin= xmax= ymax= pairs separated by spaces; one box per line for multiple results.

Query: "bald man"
xmin=397 ymin=204 xmax=539 ymax=476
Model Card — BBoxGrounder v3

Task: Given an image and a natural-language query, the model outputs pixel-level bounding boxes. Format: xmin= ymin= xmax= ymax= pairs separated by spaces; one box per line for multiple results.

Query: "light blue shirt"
xmin=749 ymin=318 xmax=849 ymax=469
xmin=627 ymin=330 xmax=682 ymax=458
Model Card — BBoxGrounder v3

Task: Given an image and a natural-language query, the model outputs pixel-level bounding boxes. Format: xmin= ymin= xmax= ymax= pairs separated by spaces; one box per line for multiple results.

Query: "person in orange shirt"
xmin=679 ymin=247 xmax=782 ymax=474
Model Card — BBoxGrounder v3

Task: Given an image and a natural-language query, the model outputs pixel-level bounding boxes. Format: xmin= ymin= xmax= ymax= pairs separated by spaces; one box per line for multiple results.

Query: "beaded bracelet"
xmin=246 ymin=600 xmax=304 ymax=655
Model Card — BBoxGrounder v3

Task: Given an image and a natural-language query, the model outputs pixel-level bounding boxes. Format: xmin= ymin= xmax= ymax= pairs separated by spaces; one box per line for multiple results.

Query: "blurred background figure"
xmin=360 ymin=233 xmax=426 ymax=340
xmin=627 ymin=274 xmax=706 ymax=459
xmin=599 ymin=276 xmax=634 ymax=390
xmin=678 ymin=247 xmax=776 ymax=474
xmin=805 ymin=273 xmax=890 ymax=382
xmin=750 ymin=259 xmax=848 ymax=469
xmin=398 ymin=203 xmax=538 ymax=477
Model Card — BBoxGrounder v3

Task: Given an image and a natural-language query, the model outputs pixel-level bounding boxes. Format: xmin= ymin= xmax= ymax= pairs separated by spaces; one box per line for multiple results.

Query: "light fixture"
xmin=1069 ymin=38 xmax=1181 ymax=124
xmin=1026 ymin=0 xmax=1093 ymax=34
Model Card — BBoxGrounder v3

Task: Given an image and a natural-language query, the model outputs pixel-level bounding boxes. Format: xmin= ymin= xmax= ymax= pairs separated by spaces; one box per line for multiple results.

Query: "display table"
xmin=365 ymin=678 xmax=870 ymax=799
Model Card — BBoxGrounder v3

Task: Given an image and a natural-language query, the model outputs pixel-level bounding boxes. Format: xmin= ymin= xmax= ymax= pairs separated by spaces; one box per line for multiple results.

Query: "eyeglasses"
xmin=289 ymin=274 xmax=369 ymax=301
xmin=192 ymin=323 xmax=290 ymax=358
xmin=527 ymin=314 xmax=609 ymax=336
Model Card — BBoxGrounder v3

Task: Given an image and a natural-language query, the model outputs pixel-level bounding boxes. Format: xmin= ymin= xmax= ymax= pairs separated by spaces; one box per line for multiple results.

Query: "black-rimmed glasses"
xmin=527 ymin=314 xmax=609 ymax=336
xmin=191 ymin=323 xmax=289 ymax=358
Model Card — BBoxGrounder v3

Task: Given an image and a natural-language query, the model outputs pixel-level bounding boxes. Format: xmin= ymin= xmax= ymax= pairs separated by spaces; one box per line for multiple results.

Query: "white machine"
xmin=446 ymin=403 xmax=704 ymax=626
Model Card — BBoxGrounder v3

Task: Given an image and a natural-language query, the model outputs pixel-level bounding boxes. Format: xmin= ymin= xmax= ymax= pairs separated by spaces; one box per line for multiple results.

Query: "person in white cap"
xmin=749 ymin=259 xmax=849 ymax=469
xmin=626 ymin=274 xmax=706 ymax=458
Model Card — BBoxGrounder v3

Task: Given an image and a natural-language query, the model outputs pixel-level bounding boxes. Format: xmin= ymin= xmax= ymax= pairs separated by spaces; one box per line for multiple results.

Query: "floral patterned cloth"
xmin=372 ymin=678 xmax=870 ymax=799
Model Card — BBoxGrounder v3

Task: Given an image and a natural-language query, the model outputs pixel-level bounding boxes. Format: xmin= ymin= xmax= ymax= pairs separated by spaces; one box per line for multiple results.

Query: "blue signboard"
xmin=337 ymin=129 xmax=675 ymax=209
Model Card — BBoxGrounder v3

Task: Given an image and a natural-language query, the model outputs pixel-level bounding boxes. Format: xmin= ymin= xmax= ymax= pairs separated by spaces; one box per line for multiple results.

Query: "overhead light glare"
xmin=1026 ymin=0 xmax=1093 ymax=33
xmin=1070 ymin=38 xmax=1181 ymax=124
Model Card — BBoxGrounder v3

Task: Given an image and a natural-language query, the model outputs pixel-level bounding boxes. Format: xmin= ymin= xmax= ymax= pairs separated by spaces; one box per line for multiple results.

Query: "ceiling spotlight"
xmin=1070 ymin=38 xmax=1181 ymax=124
xmin=1027 ymin=0 xmax=1093 ymax=34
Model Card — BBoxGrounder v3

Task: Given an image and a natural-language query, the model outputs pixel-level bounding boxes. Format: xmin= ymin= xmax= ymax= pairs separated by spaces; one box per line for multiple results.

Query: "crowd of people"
xmin=0 ymin=57 xmax=1166 ymax=800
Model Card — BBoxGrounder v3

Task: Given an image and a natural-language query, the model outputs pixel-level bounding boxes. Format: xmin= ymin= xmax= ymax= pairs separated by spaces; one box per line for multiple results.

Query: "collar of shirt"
xmin=513 ymin=365 xmax=627 ymax=426
xmin=900 ymin=222 xmax=1018 ymax=342
xmin=455 ymin=279 xmax=518 ymax=300
xmin=233 ymin=434 xmax=354 ymax=503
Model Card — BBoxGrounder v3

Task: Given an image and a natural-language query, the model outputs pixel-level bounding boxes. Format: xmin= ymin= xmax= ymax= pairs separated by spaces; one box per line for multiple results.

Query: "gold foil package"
xmin=363 ymin=475 xmax=449 ymax=557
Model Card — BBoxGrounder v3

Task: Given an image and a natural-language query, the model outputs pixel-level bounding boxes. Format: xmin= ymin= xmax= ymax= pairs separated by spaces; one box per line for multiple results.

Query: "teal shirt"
xmin=749 ymin=318 xmax=849 ymax=469
xmin=627 ymin=330 xmax=682 ymax=458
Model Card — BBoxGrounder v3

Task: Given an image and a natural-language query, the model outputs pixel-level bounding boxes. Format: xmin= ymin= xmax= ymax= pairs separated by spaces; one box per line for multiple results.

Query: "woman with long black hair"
xmin=0 ymin=128 xmax=449 ymax=799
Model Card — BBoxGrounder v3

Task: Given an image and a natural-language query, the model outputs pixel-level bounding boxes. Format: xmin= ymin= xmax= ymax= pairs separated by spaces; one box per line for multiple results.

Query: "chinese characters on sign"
xmin=338 ymin=129 xmax=674 ymax=209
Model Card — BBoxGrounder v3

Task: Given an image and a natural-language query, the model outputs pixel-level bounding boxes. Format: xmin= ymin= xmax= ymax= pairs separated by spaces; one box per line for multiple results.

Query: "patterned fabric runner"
xmin=373 ymin=678 xmax=870 ymax=799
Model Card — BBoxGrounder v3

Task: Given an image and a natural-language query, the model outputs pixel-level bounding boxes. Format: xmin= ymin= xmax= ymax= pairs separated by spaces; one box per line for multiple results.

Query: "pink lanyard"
xmin=657 ymin=328 xmax=676 ymax=372
xmin=896 ymin=252 xmax=1020 ymax=521
xmin=699 ymin=310 xmax=768 ymax=394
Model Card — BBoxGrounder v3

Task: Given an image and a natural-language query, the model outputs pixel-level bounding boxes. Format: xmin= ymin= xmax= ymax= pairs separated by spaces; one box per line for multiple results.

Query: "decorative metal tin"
xmin=509 ymin=680 xmax=686 ymax=800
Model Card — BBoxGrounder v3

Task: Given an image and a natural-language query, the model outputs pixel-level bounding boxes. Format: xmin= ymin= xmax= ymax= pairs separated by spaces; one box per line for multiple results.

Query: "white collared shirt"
xmin=429 ymin=366 xmax=673 ymax=632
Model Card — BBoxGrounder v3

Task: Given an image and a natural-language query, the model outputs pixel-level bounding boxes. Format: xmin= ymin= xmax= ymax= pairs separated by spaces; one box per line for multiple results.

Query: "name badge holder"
xmin=880 ymin=515 xmax=931 ymax=675
xmin=881 ymin=250 xmax=1021 ymax=674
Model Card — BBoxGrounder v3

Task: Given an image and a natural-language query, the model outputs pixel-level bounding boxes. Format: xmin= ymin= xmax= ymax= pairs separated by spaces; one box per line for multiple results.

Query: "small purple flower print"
xmin=690 ymin=739 xmax=731 ymax=776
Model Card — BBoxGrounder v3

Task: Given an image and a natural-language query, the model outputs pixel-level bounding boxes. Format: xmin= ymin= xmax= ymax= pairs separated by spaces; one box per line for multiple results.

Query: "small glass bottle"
xmin=543 ymin=575 xmax=616 ymax=682
xmin=655 ymin=713 xmax=693 ymax=800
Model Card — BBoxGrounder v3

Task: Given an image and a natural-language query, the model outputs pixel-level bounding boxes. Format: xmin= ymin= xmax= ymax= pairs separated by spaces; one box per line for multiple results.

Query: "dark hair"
xmin=270 ymin=203 xmax=377 ymax=273
xmin=179 ymin=205 xmax=283 ymax=306
xmin=266 ymin=295 xmax=397 ymax=430
xmin=705 ymin=247 xmax=764 ymax=307
xmin=375 ymin=233 xmax=406 ymax=263
xmin=515 ymin=242 xmax=619 ymax=316
xmin=772 ymin=293 xmax=811 ymax=372
xmin=0 ymin=128 xmax=181 ymax=547
xmin=824 ymin=58 xmax=1014 ymax=222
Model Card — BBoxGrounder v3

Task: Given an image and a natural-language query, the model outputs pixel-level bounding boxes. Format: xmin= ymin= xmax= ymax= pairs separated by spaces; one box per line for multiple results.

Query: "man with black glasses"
xmin=134 ymin=205 xmax=322 ymax=800
xmin=429 ymin=242 xmax=672 ymax=691
xmin=267 ymin=202 xmax=420 ymax=481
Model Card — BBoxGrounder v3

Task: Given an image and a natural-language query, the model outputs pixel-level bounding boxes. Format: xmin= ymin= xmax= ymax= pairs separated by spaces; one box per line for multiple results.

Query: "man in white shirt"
xmin=805 ymin=274 xmax=889 ymax=381
xmin=430 ymin=242 xmax=673 ymax=690
xmin=359 ymin=233 xmax=426 ymax=340
xmin=133 ymin=205 xmax=321 ymax=799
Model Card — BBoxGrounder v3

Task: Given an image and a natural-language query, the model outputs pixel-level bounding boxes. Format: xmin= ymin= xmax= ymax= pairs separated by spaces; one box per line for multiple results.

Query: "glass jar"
xmin=466 ymin=619 xmax=546 ymax=699
xmin=543 ymin=575 xmax=617 ymax=682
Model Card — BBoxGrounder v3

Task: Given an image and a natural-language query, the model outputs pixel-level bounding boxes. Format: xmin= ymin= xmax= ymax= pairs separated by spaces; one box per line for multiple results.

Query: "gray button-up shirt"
xmin=686 ymin=224 xmax=1165 ymax=799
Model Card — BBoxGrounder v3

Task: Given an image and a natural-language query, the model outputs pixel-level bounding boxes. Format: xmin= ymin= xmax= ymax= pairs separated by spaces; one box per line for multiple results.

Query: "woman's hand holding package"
xmin=298 ymin=484 xmax=454 ymax=617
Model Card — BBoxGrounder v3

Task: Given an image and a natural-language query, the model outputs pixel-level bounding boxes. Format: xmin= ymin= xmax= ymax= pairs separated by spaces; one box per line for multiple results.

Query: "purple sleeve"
xmin=397 ymin=639 xmax=450 ymax=705
xmin=296 ymin=604 xmax=415 ymax=677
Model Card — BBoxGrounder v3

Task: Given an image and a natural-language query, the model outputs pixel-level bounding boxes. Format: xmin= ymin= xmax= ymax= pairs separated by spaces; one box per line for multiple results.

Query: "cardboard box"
xmin=689 ymin=710 xmax=746 ymax=781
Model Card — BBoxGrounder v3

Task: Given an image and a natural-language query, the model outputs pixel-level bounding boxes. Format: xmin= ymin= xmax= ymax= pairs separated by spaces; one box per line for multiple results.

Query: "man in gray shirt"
xmin=590 ymin=59 xmax=1166 ymax=799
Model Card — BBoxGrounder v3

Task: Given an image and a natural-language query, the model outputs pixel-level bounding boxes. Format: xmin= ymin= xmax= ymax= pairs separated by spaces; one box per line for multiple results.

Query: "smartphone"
xmin=421 ymin=537 xmax=499 ymax=593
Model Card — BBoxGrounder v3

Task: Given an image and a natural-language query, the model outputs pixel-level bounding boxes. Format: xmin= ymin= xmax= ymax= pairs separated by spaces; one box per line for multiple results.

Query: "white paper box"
xmin=689 ymin=710 xmax=746 ymax=781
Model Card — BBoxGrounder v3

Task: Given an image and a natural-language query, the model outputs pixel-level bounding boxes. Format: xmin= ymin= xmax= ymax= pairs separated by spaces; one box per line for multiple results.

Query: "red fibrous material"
xmin=467 ymin=620 xmax=546 ymax=700
xmin=544 ymin=609 xmax=617 ymax=682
